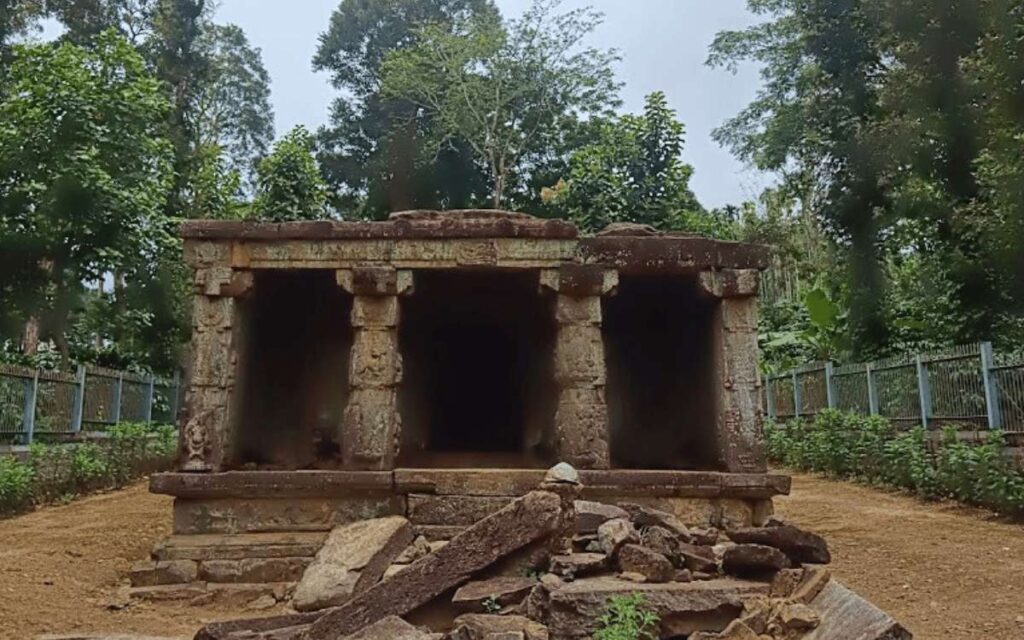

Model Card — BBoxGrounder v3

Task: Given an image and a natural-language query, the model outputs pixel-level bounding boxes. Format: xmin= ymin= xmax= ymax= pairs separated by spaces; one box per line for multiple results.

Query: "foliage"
xmin=593 ymin=593 xmax=660 ymax=640
xmin=252 ymin=126 xmax=329 ymax=221
xmin=380 ymin=0 xmax=621 ymax=208
xmin=0 ymin=421 xmax=176 ymax=516
xmin=313 ymin=0 xmax=497 ymax=217
xmin=711 ymin=1 xmax=1024 ymax=357
xmin=0 ymin=31 xmax=174 ymax=363
xmin=547 ymin=92 xmax=707 ymax=234
xmin=766 ymin=410 xmax=1024 ymax=516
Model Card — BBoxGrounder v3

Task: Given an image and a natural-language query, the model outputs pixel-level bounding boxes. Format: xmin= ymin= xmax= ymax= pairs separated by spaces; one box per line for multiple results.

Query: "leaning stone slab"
xmin=804 ymin=580 xmax=912 ymax=640
xmin=535 ymin=576 xmax=769 ymax=638
xmin=306 ymin=491 xmax=562 ymax=639
xmin=292 ymin=516 xmax=413 ymax=612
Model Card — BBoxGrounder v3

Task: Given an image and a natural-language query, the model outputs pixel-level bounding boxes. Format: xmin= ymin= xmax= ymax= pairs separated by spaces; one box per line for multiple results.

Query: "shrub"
xmin=594 ymin=594 xmax=660 ymax=640
xmin=765 ymin=410 xmax=1024 ymax=517
xmin=0 ymin=455 xmax=34 ymax=516
xmin=1 ymin=422 xmax=177 ymax=517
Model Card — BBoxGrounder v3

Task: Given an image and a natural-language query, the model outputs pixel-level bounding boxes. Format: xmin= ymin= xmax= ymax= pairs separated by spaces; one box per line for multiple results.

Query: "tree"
xmin=0 ymin=31 xmax=174 ymax=362
xmin=313 ymin=0 xmax=497 ymax=216
xmin=252 ymin=126 xmax=329 ymax=222
xmin=380 ymin=0 xmax=620 ymax=209
xmin=548 ymin=92 xmax=705 ymax=233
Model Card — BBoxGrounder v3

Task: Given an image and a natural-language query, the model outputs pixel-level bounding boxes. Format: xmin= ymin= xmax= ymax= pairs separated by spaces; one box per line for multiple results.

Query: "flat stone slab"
xmin=153 ymin=533 xmax=327 ymax=561
xmin=342 ymin=615 xmax=433 ymax=640
xmin=805 ymin=580 xmax=912 ymax=640
xmin=538 ymin=577 xmax=770 ymax=638
xmin=452 ymin=577 xmax=539 ymax=612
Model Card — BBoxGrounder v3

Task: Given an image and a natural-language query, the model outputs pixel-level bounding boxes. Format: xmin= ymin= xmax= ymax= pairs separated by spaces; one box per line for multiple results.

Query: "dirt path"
xmin=776 ymin=472 xmax=1024 ymax=639
xmin=1 ymin=475 xmax=1022 ymax=639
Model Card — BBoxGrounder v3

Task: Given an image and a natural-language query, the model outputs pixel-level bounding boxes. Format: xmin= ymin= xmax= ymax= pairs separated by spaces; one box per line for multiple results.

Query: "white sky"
xmin=43 ymin=0 xmax=775 ymax=208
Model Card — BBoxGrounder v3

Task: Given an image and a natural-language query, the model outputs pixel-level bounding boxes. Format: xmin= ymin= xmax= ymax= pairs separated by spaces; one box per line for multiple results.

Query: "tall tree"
xmin=251 ymin=126 xmax=329 ymax=222
xmin=380 ymin=0 xmax=620 ymax=208
xmin=0 ymin=31 xmax=174 ymax=361
xmin=313 ymin=0 xmax=497 ymax=216
xmin=548 ymin=92 xmax=705 ymax=233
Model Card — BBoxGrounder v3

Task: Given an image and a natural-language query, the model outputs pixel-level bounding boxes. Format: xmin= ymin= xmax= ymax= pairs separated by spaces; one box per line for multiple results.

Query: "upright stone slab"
xmin=181 ymin=243 xmax=254 ymax=472
xmin=337 ymin=267 xmax=412 ymax=470
xmin=700 ymin=269 xmax=767 ymax=473
xmin=542 ymin=266 xmax=618 ymax=469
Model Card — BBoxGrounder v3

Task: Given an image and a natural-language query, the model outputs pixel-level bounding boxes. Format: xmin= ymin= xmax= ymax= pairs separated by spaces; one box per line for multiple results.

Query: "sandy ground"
xmin=0 ymin=473 xmax=1022 ymax=639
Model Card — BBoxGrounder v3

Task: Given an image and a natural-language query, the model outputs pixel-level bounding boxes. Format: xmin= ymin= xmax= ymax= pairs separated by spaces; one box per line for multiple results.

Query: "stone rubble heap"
xmin=179 ymin=465 xmax=910 ymax=640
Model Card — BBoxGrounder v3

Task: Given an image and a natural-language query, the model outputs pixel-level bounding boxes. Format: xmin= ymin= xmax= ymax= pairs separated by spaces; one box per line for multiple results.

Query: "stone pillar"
xmin=338 ymin=267 xmax=412 ymax=470
xmin=181 ymin=263 xmax=253 ymax=472
xmin=542 ymin=265 xmax=618 ymax=469
xmin=700 ymin=268 xmax=767 ymax=473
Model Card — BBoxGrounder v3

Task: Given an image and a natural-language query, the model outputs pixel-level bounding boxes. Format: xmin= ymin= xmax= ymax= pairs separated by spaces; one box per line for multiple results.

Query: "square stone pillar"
xmin=180 ymin=263 xmax=253 ymax=472
xmin=337 ymin=267 xmax=412 ymax=470
xmin=542 ymin=266 xmax=618 ymax=469
xmin=700 ymin=268 xmax=767 ymax=473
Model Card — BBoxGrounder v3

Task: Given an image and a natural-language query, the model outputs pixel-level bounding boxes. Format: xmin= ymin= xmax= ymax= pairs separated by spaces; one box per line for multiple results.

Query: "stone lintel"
xmin=698 ymin=268 xmax=760 ymax=298
xmin=337 ymin=267 xmax=413 ymax=296
xmin=150 ymin=471 xmax=395 ymax=498
xmin=540 ymin=265 xmax=618 ymax=297
xmin=579 ymin=236 xmax=771 ymax=272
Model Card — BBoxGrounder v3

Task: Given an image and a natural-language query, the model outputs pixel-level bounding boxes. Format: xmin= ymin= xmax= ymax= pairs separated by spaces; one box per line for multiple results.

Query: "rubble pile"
xmin=191 ymin=466 xmax=909 ymax=640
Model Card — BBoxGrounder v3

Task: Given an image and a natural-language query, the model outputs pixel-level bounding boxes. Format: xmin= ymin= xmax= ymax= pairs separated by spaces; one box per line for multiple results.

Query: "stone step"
xmin=131 ymin=557 xmax=310 ymax=587
xmin=152 ymin=532 xmax=327 ymax=561
xmin=129 ymin=581 xmax=294 ymax=606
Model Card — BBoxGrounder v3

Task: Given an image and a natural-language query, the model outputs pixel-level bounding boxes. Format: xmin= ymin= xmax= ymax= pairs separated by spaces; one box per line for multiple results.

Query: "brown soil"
xmin=0 ymin=474 xmax=1022 ymax=639
xmin=776 ymin=472 xmax=1024 ymax=639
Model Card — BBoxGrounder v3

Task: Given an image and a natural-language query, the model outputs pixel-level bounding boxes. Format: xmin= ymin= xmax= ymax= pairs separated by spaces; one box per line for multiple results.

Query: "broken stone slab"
xmin=640 ymin=526 xmax=682 ymax=565
xmin=677 ymin=543 xmax=718 ymax=574
xmin=199 ymin=557 xmax=309 ymax=583
xmin=304 ymin=491 xmax=562 ymax=639
xmin=620 ymin=503 xmax=690 ymax=539
xmin=804 ymin=580 xmax=912 ymax=640
xmin=726 ymin=525 xmax=831 ymax=564
xmin=534 ymin=576 xmax=769 ymax=638
xmin=777 ymin=602 xmax=820 ymax=632
xmin=342 ymin=616 xmax=434 ymax=640
xmin=452 ymin=577 xmax=539 ymax=612
xmin=446 ymin=614 xmax=549 ymax=640
xmin=573 ymin=500 xmax=629 ymax=534
xmin=194 ymin=612 xmax=322 ymax=640
xmin=395 ymin=536 xmax=433 ymax=564
xmin=292 ymin=516 xmax=413 ymax=612
xmin=38 ymin=636 xmax=190 ymax=640
xmin=689 ymin=618 xmax=761 ymax=640
xmin=721 ymin=544 xmax=791 ymax=577
xmin=616 ymin=545 xmax=674 ymax=583
xmin=790 ymin=565 xmax=831 ymax=604
xmin=596 ymin=518 xmax=638 ymax=556
xmin=549 ymin=553 xmax=607 ymax=579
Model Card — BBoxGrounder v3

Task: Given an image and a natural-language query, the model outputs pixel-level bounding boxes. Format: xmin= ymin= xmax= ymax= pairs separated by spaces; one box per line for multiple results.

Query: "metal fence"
xmin=0 ymin=363 xmax=181 ymax=443
xmin=765 ymin=342 xmax=1024 ymax=433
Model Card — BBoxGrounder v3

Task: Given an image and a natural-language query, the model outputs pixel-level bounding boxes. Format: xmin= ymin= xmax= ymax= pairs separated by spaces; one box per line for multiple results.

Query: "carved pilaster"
xmin=543 ymin=266 xmax=617 ymax=469
xmin=702 ymin=268 xmax=767 ymax=473
xmin=338 ymin=267 xmax=412 ymax=470
xmin=181 ymin=265 xmax=253 ymax=472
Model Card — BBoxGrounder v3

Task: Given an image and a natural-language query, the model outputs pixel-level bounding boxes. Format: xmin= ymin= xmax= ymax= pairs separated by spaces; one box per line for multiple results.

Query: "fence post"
xmin=144 ymin=374 xmax=156 ymax=424
xmin=980 ymin=341 xmax=1002 ymax=430
xmin=22 ymin=369 xmax=39 ymax=444
xmin=111 ymin=372 xmax=124 ymax=426
xmin=765 ymin=376 xmax=776 ymax=420
xmin=169 ymin=370 xmax=182 ymax=424
xmin=70 ymin=364 xmax=86 ymax=433
xmin=792 ymin=371 xmax=802 ymax=419
xmin=866 ymin=363 xmax=879 ymax=416
xmin=824 ymin=362 xmax=836 ymax=409
xmin=915 ymin=354 xmax=932 ymax=429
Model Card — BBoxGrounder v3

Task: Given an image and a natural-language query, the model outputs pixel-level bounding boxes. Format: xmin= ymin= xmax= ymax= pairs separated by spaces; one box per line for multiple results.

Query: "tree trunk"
xmin=22 ymin=316 xmax=40 ymax=356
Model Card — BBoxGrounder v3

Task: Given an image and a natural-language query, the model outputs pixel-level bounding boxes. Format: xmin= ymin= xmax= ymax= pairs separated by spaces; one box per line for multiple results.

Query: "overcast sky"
xmin=212 ymin=0 xmax=772 ymax=209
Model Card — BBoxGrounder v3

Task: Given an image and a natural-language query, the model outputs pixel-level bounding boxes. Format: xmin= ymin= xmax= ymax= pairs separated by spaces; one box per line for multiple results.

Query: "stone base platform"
xmin=134 ymin=469 xmax=789 ymax=600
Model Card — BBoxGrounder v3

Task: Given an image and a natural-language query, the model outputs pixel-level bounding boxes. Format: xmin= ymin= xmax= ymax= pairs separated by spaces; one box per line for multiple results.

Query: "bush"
xmin=766 ymin=410 xmax=1024 ymax=516
xmin=593 ymin=594 xmax=660 ymax=640
xmin=1 ymin=422 xmax=177 ymax=516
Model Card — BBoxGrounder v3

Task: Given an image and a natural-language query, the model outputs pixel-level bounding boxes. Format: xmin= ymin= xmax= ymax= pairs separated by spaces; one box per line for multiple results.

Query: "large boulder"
xmin=292 ymin=517 xmax=413 ymax=612
xmin=616 ymin=545 xmax=674 ymax=584
xmin=726 ymin=525 xmax=831 ymax=564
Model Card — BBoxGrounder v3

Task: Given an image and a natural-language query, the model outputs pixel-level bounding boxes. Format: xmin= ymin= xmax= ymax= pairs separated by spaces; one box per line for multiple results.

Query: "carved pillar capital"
xmin=698 ymin=268 xmax=760 ymax=299
xmin=540 ymin=265 xmax=618 ymax=297
xmin=337 ymin=267 xmax=413 ymax=297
